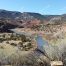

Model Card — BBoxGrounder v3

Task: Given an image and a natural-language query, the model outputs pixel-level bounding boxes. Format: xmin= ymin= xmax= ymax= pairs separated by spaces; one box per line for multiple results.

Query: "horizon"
xmin=0 ymin=9 xmax=66 ymax=15
xmin=0 ymin=0 xmax=66 ymax=15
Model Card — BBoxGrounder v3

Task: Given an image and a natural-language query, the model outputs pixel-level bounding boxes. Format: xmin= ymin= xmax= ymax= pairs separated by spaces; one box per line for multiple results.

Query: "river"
xmin=35 ymin=35 xmax=49 ymax=53
xmin=36 ymin=35 xmax=48 ymax=46
xmin=10 ymin=29 xmax=49 ymax=53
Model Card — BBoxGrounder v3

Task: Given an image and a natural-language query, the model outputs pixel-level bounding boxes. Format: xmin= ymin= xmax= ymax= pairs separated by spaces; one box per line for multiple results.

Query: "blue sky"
xmin=0 ymin=0 xmax=66 ymax=15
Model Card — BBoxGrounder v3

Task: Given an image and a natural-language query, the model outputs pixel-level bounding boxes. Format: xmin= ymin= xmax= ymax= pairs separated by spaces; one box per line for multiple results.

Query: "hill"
xmin=0 ymin=9 xmax=66 ymax=32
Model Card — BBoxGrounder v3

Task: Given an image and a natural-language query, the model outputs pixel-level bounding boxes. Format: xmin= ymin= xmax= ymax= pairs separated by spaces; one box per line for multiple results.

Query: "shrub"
xmin=6 ymin=41 xmax=9 ymax=44
xmin=42 ymin=42 xmax=66 ymax=66
xmin=7 ymin=52 xmax=38 ymax=66
xmin=10 ymin=43 xmax=17 ymax=46
xmin=0 ymin=48 xmax=51 ymax=66
xmin=43 ymin=44 xmax=61 ymax=61
xmin=18 ymin=42 xmax=23 ymax=47
xmin=57 ymin=43 xmax=66 ymax=66
xmin=21 ymin=35 xmax=27 ymax=42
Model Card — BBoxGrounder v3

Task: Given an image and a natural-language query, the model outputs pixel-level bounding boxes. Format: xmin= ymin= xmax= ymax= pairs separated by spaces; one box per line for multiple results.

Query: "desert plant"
xmin=7 ymin=51 xmax=51 ymax=66
xmin=0 ymin=46 xmax=51 ymax=66
xmin=21 ymin=35 xmax=27 ymax=42
xmin=0 ymin=38 xmax=5 ymax=43
xmin=18 ymin=42 xmax=23 ymax=47
xmin=6 ymin=41 xmax=9 ymax=44
xmin=2 ymin=34 xmax=5 ymax=38
xmin=10 ymin=43 xmax=17 ymax=46
xmin=0 ymin=49 xmax=9 ymax=65
xmin=57 ymin=43 xmax=66 ymax=66
xmin=43 ymin=42 xmax=66 ymax=66
xmin=7 ymin=52 xmax=38 ymax=66
xmin=43 ymin=44 xmax=61 ymax=61
xmin=10 ymin=33 xmax=14 ymax=40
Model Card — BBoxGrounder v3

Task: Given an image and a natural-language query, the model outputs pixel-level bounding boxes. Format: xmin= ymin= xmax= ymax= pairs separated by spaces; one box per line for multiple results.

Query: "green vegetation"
xmin=0 ymin=23 xmax=66 ymax=66
xmin=0 ymin=33 xmax=33 ymax=51
xmin=43 ymin=41 xmax=66 ymax=66
xmin=0 ymin=48 xmax=50 ymax=66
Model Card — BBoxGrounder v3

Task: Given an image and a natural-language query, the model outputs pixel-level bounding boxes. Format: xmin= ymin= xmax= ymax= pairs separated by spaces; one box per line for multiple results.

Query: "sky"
xmin=0 ymin=0 xmax=66 ymax=15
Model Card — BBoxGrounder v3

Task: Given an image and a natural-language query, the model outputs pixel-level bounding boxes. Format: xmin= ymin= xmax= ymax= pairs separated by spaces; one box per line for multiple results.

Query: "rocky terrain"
xmin=0 ymin=9 xmax=66 ymax=32
xmin=0 ymin=9 xmax=66 ymax=66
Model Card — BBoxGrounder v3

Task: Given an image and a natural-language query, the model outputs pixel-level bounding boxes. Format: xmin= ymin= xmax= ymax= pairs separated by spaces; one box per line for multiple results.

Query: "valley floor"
xmin=0 ymin=24 xmax=66 ymax=66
